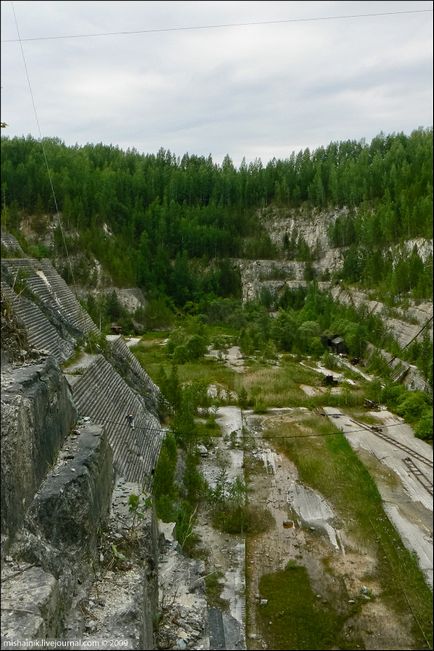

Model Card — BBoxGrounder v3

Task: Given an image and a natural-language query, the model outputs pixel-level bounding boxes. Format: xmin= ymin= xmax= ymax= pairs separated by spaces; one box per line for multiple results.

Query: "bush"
xmin=185 ymin=334 xmax=207 ymax=359
xmin=168 ymin=329 xmax=208 ymax=363
xmin=396 ymin=391 xmax=430 ymax=422
xmin=153 ymin=433 xmax=177 ymax=514
xmin=155 ymin=495 xmax=176 ymax=522
xmin=414 ymin=409 xmax=433 ymax=440
xmin=173 ymin=344 xmax=189 ymax=364
xmin=174 ymin=500 xmax=199 ymax=552
xmin=380 ymin=383 xmax=406 ymax=408
xmin=184 ymin=453 xmax=207 ymax=502
xmin=143 ymin=296 xmax=174 ymax=329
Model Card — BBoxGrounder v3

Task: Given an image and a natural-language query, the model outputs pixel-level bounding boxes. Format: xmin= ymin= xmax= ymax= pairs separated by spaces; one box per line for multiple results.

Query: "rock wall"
xmin=106 ymin=335 xmax=162 ymax=418
xmin=1 ymin=243 xmax=165 ymax=647
xmin=76 ymin=286 xmax=147 ymax=313
xmin=24 ymin=423 xmax=113 ymax=554
xmin=259 ymin=205 xmax=348 ymax=254
xmin=1 ymin=357 xmax=77 ymax=549
xmin=1 ymin=420 xmax=113 ymax=642
xmin=1 ymin=360 xmax=161 ymax=648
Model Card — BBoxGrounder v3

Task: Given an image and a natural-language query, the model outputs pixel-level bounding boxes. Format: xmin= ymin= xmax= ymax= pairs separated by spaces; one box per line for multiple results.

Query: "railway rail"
xmin=403 ymin=457 xmax=433 ymax=496
xmin=349 ymin=418 xmax=433 ymax=469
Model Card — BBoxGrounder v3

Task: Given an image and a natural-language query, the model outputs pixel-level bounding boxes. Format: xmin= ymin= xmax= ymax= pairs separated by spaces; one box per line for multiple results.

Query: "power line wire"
xmin=97 ymin=414 xmax=430 ymax=446
xmin=10 ymin=1 xmax=78 ymax=295
xmin=2 ymin=8 xmax=432 ymax=43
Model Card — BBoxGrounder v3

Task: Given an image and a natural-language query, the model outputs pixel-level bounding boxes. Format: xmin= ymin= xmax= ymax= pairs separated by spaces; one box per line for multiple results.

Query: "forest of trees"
xmin=1 ymin=128 xmax=432 ymax=305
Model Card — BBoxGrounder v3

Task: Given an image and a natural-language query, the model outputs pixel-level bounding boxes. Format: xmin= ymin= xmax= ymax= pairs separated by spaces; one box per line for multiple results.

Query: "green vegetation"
xmin=264 ymin=416 xmax=433 ymax=648
xmin=257 ymin=562 xmax=363 ymax=650
xmin=2 ymin=129 xmax=432 ymax=306
xmin=365 ymin=380 xmax=433 ymax=440
xmin=208 ymin=471 xmax=274 ymax=535
xmin=132 ymin=304 xmax=431 ymax=437
xmin=204 ymin=571 xmax=230 ymax=611
xmin=151 ymin=367 xmax=211 ymax=552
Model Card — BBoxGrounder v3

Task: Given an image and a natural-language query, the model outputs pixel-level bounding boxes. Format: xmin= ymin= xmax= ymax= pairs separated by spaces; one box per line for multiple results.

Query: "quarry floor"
xmin=154 ymin=344 xmax=432 ymax=650
xmin=184 ymin=355 xmax=432 ymax=650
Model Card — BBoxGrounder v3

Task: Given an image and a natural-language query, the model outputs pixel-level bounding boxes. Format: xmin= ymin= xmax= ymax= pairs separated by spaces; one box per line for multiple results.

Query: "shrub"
xmin=173 ymin=344 xmax=189 ymax=364
xmin=380 ymin=383 xmax=406 ymax=408
xmin=186 ymin=334 xmax=207 ymax=359
xmin=153 ymin=432 xmax=177 ymax=515
xmin=396 ymin=391 xmax=430 ymax=422
xmin=415 ymin=409 xmax=433 ymax=440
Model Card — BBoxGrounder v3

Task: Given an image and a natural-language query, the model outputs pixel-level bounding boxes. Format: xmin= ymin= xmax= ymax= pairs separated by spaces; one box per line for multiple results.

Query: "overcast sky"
xmin=1 ymin=0 xmax=432 ymax=166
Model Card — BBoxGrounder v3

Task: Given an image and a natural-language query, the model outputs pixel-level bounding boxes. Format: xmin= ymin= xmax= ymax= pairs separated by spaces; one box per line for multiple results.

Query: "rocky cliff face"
xmin=1 ymin=240 xmax=164 ymax=647
xmin=233 ymin=208 xmax=433 ymax=391
xmin=1 ymin=357 xmax=77 ymax=549
xmin=259 ymin=205 xmax=348 ymax=254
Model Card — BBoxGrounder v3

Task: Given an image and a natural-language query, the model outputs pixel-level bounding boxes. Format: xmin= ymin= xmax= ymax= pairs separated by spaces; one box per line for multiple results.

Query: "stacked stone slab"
xmin=1 ymin=243 xmax=164 ymax=645
xmin=38 ymin=259 xmax=98 ymax=334
xmin=66 ymin=354 xmax=164 ymax=486
xmin=1 ymin=281 xmax=74 ymax=362
xmin=0 ymin=231 xmax=25 ymax=256
xmin=1 ymin=257 xmax=98 ymax=339
xmin=107 ymin=334 xmax=163 ymax=417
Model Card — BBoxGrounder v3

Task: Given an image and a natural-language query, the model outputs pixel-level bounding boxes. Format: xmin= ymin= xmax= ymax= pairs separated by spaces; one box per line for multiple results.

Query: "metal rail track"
xmin=403 ymin=457 xmax=433 ymax=496
xmin=349 ymin=418 xmax=433 ymax=469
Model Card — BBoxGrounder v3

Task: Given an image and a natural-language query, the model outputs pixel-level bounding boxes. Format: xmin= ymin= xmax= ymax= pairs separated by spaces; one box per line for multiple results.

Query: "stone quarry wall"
xmin=106 ymin=335 xmax=162 ymax=418
xmin=1 ymin=244 xmax=164 ymax=647
xmin=232 ymin=208 xmax=433 ymax=392
xmin=1 ymin=357 xmax=77 ymax=549
xmin=65 ymin=353 xmax=164 ymax=486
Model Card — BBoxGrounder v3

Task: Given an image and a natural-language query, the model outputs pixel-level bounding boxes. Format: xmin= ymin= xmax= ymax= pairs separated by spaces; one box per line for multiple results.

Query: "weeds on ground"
xmin=208 ymin=471 xmax=274 ymax=535
xmin=257 ymin=562 xmax=364 ymax=650
xmin=204 ymin=571 xmax=230 ymax=611
xmin=265 ymin=416 xmax=433 ymax=648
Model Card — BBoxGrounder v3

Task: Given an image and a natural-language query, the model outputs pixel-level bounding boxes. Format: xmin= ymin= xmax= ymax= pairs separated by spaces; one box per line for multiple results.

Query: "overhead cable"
xmin=2 ymin=8 xmax=432 ymax=43
xmin=10 ymin=1 xmax=77 ymax=293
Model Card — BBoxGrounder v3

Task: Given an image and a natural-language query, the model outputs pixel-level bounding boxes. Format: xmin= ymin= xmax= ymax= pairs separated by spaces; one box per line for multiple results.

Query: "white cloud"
xmin=1 ymin=1 xmax=432 ymax=164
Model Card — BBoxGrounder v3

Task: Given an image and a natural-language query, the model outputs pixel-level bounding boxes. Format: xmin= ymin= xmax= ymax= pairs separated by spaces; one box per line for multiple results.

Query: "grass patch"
xmin=205 ymin=571 xmax=230 ymax=611
xmin=177 ymin=358 xmax=237 ymax=391
xmin=239 ymin=358 xmax=366 ymax=410
xmin=61 ymin=344 xmax=84 ymax=369
xmin=265 ymin=416 xmax=433 ymax=648
xmin=212 ymin=504 xmax=275 ymax=535
xmin=132 ymin=340 xmax=237 ymax=394
xmin=195 ymin=417 xmax=222 ymax=442
xmin=257 ymin=562 xmax=363 ymax=650
xmin=239 ymin=360 xmax=320 ymax=408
